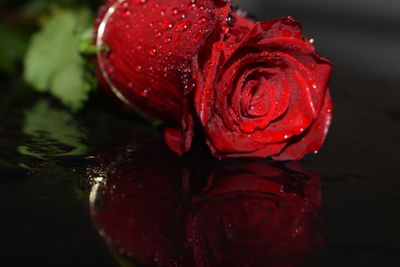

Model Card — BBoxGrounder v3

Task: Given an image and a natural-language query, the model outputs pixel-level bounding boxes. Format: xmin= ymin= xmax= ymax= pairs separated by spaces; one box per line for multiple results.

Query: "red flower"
xmin=95 ymin=1 xmax=333 ymax=160
xmin=95 ymin=0 xmax=231 ymax=153
xmin=90 ymin=134 xmax=322 ymax=266
xmin=189 ymin=15 xmax=333 ymax=160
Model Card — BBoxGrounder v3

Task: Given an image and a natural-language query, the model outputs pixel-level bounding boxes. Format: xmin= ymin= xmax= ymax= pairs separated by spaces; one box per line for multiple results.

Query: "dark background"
xmin=239 ymin=0 xmax=400 ymax=86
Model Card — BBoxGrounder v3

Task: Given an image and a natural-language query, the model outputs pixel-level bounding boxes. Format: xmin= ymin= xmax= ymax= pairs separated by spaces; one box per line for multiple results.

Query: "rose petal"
xmin=272 ymin=91 xmax=333 ymax=161
xmin=192 ymin=15 xmax=333 ymax=159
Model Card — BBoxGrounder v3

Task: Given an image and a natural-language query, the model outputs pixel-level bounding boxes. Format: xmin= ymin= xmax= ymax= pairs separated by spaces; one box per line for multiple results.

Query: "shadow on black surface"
xmin=0 ymin=70 xmax=400 ymax=266
xmin=89 ymin=133 xmax=322 ymax=267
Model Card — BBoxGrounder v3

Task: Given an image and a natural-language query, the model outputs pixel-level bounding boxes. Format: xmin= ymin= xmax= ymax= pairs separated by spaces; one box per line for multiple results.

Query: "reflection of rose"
xmin=185 ymin=160 xmax=320 ymax=267
xmin=89 ymin=135 xmax=185 ymax=266
xmin=89 ymin=137 xmax=321 ymax=266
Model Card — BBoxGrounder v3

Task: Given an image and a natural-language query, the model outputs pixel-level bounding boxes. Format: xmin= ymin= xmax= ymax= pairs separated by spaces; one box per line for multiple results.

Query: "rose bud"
xmin=89 ymin=133 xmax=322 ymax=266
xmin=189 ymin=15 xmax=333 ymax=160
xmin=95 ymin=0 xmax=232 ymax=154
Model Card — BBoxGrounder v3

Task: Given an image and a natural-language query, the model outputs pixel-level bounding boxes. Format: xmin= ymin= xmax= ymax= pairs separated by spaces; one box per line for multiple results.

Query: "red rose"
xmin=189 ymin=15 xmax=333 ymax=160
xmin=90 ymin=134 xmax=322 ymax=266
xmin=95 ymin=1 xmax=333 ymax=160
xmin=95 ymin=0 xmax=231 ymax=153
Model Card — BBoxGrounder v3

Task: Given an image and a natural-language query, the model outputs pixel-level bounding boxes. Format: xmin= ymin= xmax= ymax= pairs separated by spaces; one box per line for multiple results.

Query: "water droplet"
xmin=140 ymin=88 xmax=150 ymax=97
xmin=161 ymin=19 xmax=174 ymax=30
xmin=284 ymin=135 xmax=289 ymax=139
xmin=135 ymin=65 xmax=142 ymax=72
xmin=134 ymin=0 xmax=147 ymax=4
xmin=226 ymin=14 xmax=235 ymax=25
xmin=198 ymin=17 xmax=207 ymax=24
xmin=155 ymin=32 xmax=162 ymax=38
xmin=215 ymin=41 xmax=224 ymax=51
xmin=312 ymin=84 xmax=317 ymax=89
xmin=164 ymin=38 xmax=172 ymax=44
xmin=171 ymin=8 xmax=179 ymax=15
xmin=178 ymin=20 xmax=192 ymax=32
xmin=160 ymin=9 xmax=166 ymax=16
xmin=123 ymin=10 xmax=131 ymax=17
xmin=221 ymin=25 xmax=230 ymax=34
xmin=149 ymin=48 xmax=158 ymax=56
xmin=188 ymin=3 xmax=197 ymax=9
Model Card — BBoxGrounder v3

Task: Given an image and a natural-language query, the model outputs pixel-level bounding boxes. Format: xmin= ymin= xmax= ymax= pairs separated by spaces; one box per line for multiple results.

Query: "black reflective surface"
xmin=1 ymin=71 xmax=399 ymax=266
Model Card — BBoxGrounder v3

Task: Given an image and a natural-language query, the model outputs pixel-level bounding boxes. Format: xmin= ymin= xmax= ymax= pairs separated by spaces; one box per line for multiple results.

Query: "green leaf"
xmin=19 ymin=99 xmax=88 ymax=159
xmin=24 ymin=7 xmax=95 ymax=110
xmin=0 ymin=24 xmax=29 ymax=73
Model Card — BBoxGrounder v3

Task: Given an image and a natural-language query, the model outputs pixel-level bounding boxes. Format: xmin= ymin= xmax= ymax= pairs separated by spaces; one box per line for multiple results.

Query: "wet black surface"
xmin=0 ymin=71 xmax=400 ymax=266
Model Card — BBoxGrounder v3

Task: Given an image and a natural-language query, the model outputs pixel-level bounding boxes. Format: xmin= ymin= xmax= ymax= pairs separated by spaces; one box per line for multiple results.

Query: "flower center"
xmin=242 ymin=75 xmax=271 ymax=117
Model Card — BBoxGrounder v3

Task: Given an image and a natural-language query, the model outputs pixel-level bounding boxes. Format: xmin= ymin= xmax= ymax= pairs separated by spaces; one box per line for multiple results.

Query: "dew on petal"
xmin=134 ymin=0 xmax=147 ymax=4
xmin=179 ymin=12 xmax=187 ymax=19
xmin=140 ymin=88 xmax=150 ymax=97
xmin=221 ymin=25 xmax=230 ymax=34
xmin=155 ymin=32 xmax=163 ymax=38
xmin=198 ymin=17 xmax=207 ymax=25
xmin=122 ymin=10 xmax=131 ymax=17
xmin=226 ymin=14 xmax=235 ymax=26
xmin=149 ymin=48 xmax=158 ymax=56
xmin=161 ymin=19 xmax=175 ymax=30
xmin=178 ymin=20 xmax=192 ymax=32
xmin=171 ymin=8 xmax=179 ymax=15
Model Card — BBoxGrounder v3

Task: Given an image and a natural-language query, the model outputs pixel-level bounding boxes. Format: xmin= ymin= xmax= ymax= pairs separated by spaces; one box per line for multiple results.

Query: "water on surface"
xmin=0 ymin=73 xmax=399 ymax=266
